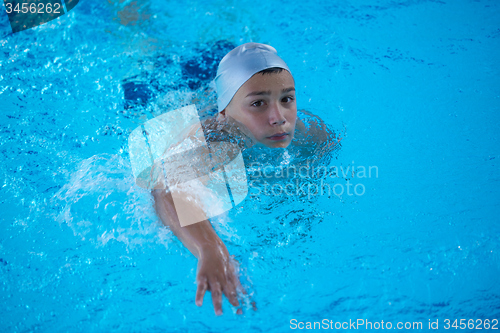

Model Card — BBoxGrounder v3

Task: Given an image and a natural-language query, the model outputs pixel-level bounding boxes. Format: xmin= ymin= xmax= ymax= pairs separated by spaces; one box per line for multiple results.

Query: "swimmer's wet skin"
xmin=152 ymin=43 xmax=330 ymax=316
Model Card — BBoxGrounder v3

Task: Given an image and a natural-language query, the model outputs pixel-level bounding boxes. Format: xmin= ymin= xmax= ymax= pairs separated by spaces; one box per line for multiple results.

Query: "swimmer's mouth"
xmin=267 ymin=132 xmax=289 ymax=141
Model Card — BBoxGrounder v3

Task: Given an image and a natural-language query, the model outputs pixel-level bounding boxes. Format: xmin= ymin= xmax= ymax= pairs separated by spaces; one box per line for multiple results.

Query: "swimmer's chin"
xmin=244 ymin=137 xmax=291 ymax=149
xmin=262 ymin=136 xmax=294 ymax=149
xmin=270 ymin=142 xmax=292 ymax=149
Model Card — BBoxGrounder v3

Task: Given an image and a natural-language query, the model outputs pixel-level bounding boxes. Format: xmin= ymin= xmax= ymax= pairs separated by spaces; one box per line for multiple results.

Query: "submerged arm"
xmin=293 ymin=109 xmax=342 ymax=153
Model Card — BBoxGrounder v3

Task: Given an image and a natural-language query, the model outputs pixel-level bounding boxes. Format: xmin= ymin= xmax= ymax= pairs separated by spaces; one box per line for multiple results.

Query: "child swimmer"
xmin=152 ymin=43 xmax=334 ymax=316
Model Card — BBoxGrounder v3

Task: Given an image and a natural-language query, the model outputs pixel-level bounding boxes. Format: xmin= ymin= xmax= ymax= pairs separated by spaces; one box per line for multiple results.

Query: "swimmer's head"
xmin=215 ymin=43 xmax=297 ymax=148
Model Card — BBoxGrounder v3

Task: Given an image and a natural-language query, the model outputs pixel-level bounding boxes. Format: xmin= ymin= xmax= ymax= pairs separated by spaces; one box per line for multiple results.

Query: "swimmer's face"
xmin=221 ymin=70 xmax=297 ymax=148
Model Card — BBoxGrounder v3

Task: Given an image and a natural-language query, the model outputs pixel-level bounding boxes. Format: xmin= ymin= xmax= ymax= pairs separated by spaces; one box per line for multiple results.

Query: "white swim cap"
xmin=215 ymin=42 xmax=291 ymax=112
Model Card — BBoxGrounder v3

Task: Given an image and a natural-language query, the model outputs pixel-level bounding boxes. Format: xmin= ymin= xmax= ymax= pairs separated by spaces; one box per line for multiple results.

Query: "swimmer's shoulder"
xmin=166 ymin=115 xmax=233 ymax=163
xmin=167 ymin=116 xmax=213 ymax=151
xmin=182 ymin=115 xmax=219 ymax=140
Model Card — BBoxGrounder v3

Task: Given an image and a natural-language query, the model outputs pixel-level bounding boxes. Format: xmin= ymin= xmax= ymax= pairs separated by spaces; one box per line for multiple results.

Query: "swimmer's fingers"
xmin=209 ymin=280 xmax=223 ymax=316
xmin=233 ymin=275 xmax=247 ymax=299
xmin=244 ymin=287 xmax=257 ymax=312
xmin=235 ymin=279 xmax=258 ymax=312
xmin=195 ymin=275 xmax=208 ymax=307
xmin=225 ymin=274 xmax=245 ymax=315
xmin=222 ymin=281 xmax=240 ymax=308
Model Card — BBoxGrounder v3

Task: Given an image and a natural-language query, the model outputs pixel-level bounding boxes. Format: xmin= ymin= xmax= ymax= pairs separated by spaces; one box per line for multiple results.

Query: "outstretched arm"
xmin=152 ymin=189 xmax=244 ymax=315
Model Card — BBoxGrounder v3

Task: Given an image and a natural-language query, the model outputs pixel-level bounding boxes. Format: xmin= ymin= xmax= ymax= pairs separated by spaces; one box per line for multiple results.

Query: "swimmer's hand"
xmin=196 ymin=245 xmax=245 ymax=316
xmin=152 ymin=189 xmax=255 ymax=316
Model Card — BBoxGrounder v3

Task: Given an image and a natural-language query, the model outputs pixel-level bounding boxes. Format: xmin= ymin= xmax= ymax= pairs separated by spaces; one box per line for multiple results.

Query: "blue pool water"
xmin=1 ymin=0 xmax=499 ymax=332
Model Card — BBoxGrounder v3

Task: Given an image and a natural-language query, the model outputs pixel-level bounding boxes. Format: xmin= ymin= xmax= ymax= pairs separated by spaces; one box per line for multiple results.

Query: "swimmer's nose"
xmin=269 ymin=102 xmax=286 ymax=126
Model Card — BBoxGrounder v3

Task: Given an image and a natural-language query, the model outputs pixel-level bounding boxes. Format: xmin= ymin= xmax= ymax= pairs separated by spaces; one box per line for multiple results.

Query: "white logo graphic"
xmin=128 ymin=105 xmax=248 ymax=227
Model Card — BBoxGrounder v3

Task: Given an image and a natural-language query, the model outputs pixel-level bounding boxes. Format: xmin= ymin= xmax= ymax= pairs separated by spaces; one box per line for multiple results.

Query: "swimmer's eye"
xmin=281 ymin=95 xmax=295 ymax=103
xmin=251 ymin=100 xmax=265 ymax=107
